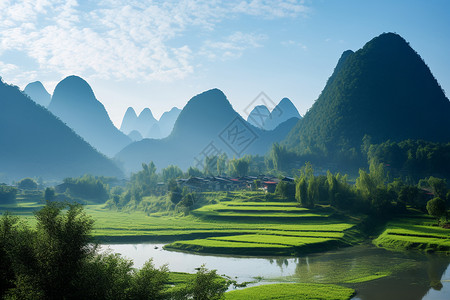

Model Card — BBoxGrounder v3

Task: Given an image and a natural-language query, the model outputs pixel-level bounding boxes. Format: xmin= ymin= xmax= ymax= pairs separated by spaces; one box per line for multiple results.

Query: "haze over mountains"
xmin=48 ymin=76 xmax=131 ymax=157
xmin=283 ymin=32 xmax=450 ymax=164
xmin=2 ymin=32 xmax=449 ymax=181
xmin=116 ymin=89 xmax=298 ymax=173
xmin=23 ymin=81 xmax=51 ymax=107
xmin=120 ymin=106 xmax=181 ymax=139
xmin=247 ymin=98 xmax=301 ymax=130
xmin=0 ymin=78 xmax=123 ymax=181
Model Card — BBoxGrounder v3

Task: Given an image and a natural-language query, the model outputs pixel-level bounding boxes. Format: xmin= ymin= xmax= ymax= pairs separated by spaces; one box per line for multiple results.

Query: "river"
xmin=102 ymin=243 xmax=450 ymax=300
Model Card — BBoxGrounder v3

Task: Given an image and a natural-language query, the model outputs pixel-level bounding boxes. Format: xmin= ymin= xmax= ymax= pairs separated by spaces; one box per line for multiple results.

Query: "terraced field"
xmin=225 ymin=283 xmax=355 ymax=300
xmin=164 ymin=201 xmax=361 ymax=255
xmin=373 ymin=213 xmax=450 ymax=252
xmin=1 ymin=192 xmax=361 ymax=256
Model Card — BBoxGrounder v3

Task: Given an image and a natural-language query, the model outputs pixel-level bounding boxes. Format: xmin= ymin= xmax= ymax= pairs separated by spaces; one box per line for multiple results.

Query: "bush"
xmin=426 ymin=197 xmax=447 ymax=224
xmin=17 ymin=178 xmax=37 ymax=190
xmin=0 ymin=185 xmax=17 ymax=203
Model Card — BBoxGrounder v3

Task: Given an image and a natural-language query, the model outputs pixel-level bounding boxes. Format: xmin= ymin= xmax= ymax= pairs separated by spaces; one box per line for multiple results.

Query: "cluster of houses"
xmin=175 ymin=175 xmax=295 ymax=193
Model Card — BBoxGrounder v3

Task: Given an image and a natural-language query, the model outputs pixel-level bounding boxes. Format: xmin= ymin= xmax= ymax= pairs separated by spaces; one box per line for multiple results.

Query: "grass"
xmin=373 ymin=212 xmax=450 ymax=252
xmin=225 ymin=283 xmax=355 ymax=300
xmin=1 ymin=191 xmax=361 ymax=256
xmin=343 ymin=272 xmax=390 ymax=283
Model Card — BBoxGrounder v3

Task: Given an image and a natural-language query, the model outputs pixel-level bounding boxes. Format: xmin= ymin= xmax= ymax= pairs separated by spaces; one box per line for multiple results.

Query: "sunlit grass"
xmin=225 ymin=283 xmax=355 ymax=300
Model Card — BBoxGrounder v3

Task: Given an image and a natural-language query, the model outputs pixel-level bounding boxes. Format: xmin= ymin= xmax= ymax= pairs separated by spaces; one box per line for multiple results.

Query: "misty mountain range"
xmin=3 ymin=32 xmax=450 ymax=180
xmin=120 ymin=106 xmax=182 ymax=140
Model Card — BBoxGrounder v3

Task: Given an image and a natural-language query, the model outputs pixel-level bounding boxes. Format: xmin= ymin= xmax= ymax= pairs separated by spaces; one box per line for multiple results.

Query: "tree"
xmin=275 ymin=181 xmax=295 ymax=200
xmin=168 ymin=179 xmax=182 ymax=205
xmin=17 ymin=178 xmax=38 ymax=190
xmin=186 ymin=167 xmax=203 ymax=177
xmin=161 ymin=165 xmax=183 ymax=182
xmin=216 ymin=153 xmax=228 ymax=176
xmin=129 ymin=259 xmax=169 ymax=300
xmin=295 ymin=178 xmax=308 ymax=207
xmin=178 ymin=265 xmax=229 ymax=300
xmin=228 ymin=157 xmax=250 ymax=177
xmin=43 ymin=187 xmax=55 ymax=202
xmin=426 ymin=197 xmax=447 ymax=224
xmin=33 ymin=202 xmax=96 ymax=299
xmin=0 ymin=185 xmax=17 ymax=203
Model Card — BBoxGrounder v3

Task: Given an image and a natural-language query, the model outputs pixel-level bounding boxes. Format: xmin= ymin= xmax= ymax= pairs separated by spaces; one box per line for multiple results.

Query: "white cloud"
xmin=282 ymin=40 xmax=307 ymax=50
xmin=201 ymin=32 xmax=268 ymax=61
xmin=0 ymin=0 xmax=309 ymax=85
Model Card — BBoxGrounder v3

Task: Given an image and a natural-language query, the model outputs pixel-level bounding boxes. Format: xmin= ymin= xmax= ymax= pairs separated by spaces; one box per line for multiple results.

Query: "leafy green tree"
xmin=228 ymin=157 xmax=250 ymax=177
xmin=275 ymin=181 xmax=295 ymax=200
xmin=77 ymin=252 xmax=133 ymax=299
xmin=204 ymin=156 xmax=218 ymax=176
xmin=0 ymin=185 xmax=17 ymax=203
xmin=161 ymin=165 xmax=183 ymax=182
xmin=216 ymin=153 xmax=228 ymax=176
xmin=43 ymin=187 xmax=55 ymax=202
xmin=179 ymin=265 xmax=229 ymax=300
xmin=17 ymin=178 xmax=38 ymax=190
xmin=426 ymin=197 xmax=447 ymax=224
xmin=33 ymin=202 xmax=96 ymax=299
xmin=295 ymin=178 xmax=308 ymax=207
xmin=426 ymin=177 xmax=448 ymax=199
xmin=168 ymin=179 xmax=182 ymax=205
xmin=187 ymin=167 xmax=203 ymax=177
xmin=129 ymin=259 xmax=169 ymax=300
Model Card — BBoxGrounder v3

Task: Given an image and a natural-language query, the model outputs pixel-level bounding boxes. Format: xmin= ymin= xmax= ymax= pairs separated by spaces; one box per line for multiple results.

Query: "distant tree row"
xmin=288 ymin=162 xmax=449 ymax=221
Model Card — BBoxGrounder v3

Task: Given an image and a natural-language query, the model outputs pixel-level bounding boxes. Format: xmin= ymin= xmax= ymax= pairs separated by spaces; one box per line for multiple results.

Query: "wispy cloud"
xmin=0 ymin=0 xmax=309 ymax=85
xmin=201 ymin=32 xmax=268 ymax=61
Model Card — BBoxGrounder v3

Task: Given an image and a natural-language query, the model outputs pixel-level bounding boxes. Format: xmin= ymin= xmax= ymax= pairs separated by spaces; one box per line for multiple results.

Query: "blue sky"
xmin=0 ymin=0 xmax=449 ymax=127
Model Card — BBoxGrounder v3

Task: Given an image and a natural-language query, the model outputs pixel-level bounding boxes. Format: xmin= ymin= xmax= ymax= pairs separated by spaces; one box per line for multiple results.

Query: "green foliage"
xmin=225 ymin=283 xmax=355 ymax=300
xmin=129 ymin=259 xmax=169 ymax=300
xmin=168 ymin=179 xmax=182 ymax=205
xmin=269 ymin=143 xmax=297 ymax=172
xmin=284 ymin=33 xmax=450 ymax=170
xmin=43 ymin=187 xmax=55 ymax=202
xmin=161 ymin=165 xmax=183 ymax=182
xmin=0 ymin=185 xmax=17 ymax=203
xmin=186 ymin=167 xmax=203 ymax=177
xmin=367 ymin=139 xmax=450 ymax=181
xmin=426 ymin=197 xmax=447 ymax=224
xmin=275 ymin=181 xmax=295 ymax=200
xmin=176 ymin=265 xmax=229 ymax=300
xmin=1 ymin=202 xmax=224 ymax=299
xmin=17 ymin=178 xmax=38 ymax=190
xmin=63 ymin=175 xmax=110 ymax=202
xmin=228 ymin=157 xmax=250 ymax=177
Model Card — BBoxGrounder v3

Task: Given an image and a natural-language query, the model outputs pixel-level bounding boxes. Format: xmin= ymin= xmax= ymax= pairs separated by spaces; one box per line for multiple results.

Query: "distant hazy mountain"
xmin=283 ymin=32 xmax=450 ymax=162
xmin=265 ymin=98 xmax=301 ymax=130
xmin=157 ymin=107 xmax=181 ymax=138
xmin=0 ymin=78 xmax=123 ymax=182
xmin=120 ymin=106 xmax=181 ymax=139
xmin=23 ymin=81 xmax=51 ymax=107
xmin=247 ymin=105 xmax=271 ymax=129
xmin=128 ymin=130 xmax=143 ymax=141
xmin=48 ymin=76 xmax=131 ymax=157
xmin=136 ymin=108 xmax=157 ymax=137
xmin=120 ymin=107 xmax=138 ymax=134
xmin=247 ymin=99 xmax=301 ymax=130
xmin=116 ymin=89 xmax=298 ymax=173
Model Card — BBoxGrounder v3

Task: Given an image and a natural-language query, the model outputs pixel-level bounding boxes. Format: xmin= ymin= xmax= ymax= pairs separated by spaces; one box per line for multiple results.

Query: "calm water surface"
xmin=102 ymin=243 xmax=449 ymax=300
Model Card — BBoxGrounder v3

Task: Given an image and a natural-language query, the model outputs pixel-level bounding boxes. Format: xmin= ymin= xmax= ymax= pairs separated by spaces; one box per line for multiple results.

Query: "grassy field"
xmin=225 ymin=283 xmax=355 ymax=300
xmin=162 ymin=200 xmax=360 ymax=256
xmin=373 ymin=211 xmax=450 ymax=253
xmin=0 ymin=191 xmax=361 ymax=256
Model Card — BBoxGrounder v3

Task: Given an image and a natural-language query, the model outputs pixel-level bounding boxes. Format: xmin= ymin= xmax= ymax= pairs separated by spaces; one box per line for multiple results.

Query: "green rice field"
xmin=374 ymin=215 xmax=450 ymax=252
xmin=225 ymin=283 xmax=355 ymax=300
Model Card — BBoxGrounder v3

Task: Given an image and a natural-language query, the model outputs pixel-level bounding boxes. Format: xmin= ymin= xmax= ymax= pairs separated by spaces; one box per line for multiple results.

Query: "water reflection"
xmin=102 ymin=243 xmax=449 ymax=300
